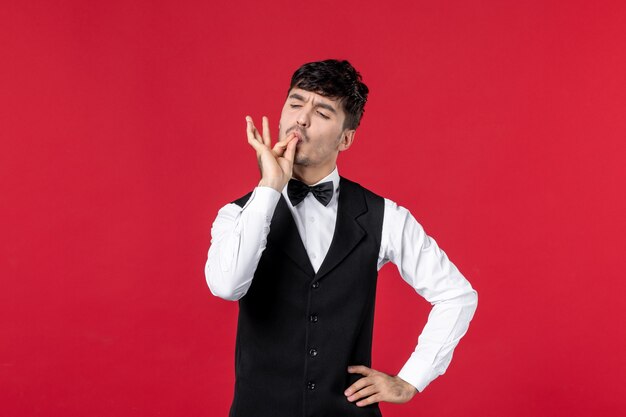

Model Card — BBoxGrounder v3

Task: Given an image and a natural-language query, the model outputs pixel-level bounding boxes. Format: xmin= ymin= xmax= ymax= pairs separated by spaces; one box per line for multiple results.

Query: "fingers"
xmin=276 ymin=136 xmax=298 ymax=178
xmin=348 ymin=385 xmax=380 ymax=406
xmin=345 ymin=372 xmax=417 ymax=407
xmin=283 ymin=136 xmax=298 ymax=164
xmin=344 ymin=366 xmax=375 ymax=398
xmin=355 ymin=393 xmax=382 ymax=407
xmin=245 ymin=116 xmax=260 ymax=150
xmin=345 ymin=377 xmax=382 ymax=407
xmin=344 ymin=375 xmax=373 ymax=397
xmin=346 ymin=378 xmax=375 ymax=398
xmin=347 ymin=365 xmax=373 ymax=377
xmin=245 ymin=116 xmax=264 ymax=150
xmin=272 ymin=132 xmax=297 ymax=157
xmin=262 ymin=116 xmax=271 ymax=147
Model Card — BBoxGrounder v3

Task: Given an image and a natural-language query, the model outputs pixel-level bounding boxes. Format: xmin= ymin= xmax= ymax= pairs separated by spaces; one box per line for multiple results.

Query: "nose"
xmin=296 ymin=109 xmax=310 ymax=128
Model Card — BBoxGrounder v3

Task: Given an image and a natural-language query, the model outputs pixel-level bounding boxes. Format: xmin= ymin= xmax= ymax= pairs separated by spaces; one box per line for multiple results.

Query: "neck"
xmin=292 ymin=163 xmax=336 ymax=185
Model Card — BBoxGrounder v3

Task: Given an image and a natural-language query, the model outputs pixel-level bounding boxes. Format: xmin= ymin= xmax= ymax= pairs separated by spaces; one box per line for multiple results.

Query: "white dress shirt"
xmin=205 ymin=166 xmax=478 ymax=392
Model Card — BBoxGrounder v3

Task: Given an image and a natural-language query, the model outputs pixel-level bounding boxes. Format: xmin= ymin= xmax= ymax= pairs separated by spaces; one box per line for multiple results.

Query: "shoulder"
xmin=339 ymin=176 xmax=384 ymax=208
xmin=231 ymin=190 xmax=254 ymax=208
xmin=383 ymin=197 xmax=410 ymax=220
xmin=339 ymin=176 xmax=416 ymax=219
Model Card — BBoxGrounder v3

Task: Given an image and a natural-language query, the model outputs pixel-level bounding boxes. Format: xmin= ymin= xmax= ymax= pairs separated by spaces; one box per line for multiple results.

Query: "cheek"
xmin=278 ymin=114 xmax=291 ymax=134
xmin=322 ymin=128 xmax=343 ymax=147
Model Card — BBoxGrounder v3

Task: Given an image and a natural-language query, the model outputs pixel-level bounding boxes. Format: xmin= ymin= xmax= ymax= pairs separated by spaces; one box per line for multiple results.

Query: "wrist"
xmin=258 ymin=178 xmax=285 ymax=192
xmin=396 ymin=376 xmax=418 ymax=397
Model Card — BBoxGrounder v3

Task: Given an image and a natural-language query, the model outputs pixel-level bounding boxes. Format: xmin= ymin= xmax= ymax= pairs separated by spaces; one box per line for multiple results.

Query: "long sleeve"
xmin=378 ymin=198 xmax=478 ymax=392
xmin=205 ymin=186 xmax=282 ymax=301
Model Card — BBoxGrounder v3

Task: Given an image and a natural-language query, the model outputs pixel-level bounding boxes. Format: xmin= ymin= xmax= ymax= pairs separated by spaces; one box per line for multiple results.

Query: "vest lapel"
xmin=268 ymin=195 xmax=316 ymax=277
xmin=315 ymin=177 xmax=368 ymax=280
xmin=268 ymin=176 xmax=369 ymax=280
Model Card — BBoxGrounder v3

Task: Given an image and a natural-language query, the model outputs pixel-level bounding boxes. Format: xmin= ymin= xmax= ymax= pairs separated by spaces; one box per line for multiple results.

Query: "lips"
xmin=289 ymin=128 xmax=306 ymax=142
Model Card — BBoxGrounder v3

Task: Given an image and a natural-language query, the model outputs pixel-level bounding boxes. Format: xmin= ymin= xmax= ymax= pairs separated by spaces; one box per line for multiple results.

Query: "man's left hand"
xmin=344 ymin=365 xmax=417 ymax=407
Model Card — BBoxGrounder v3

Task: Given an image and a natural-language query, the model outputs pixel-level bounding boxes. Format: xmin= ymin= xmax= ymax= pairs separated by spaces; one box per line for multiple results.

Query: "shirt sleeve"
xmin=205 ymin=186 xmax=282 ymax=301
xmin=378 ymin=198 xmax=478 ymax=392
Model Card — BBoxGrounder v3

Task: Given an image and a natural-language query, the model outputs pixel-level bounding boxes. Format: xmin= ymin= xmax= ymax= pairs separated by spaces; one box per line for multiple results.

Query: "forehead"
xmin=286 ymin=87 xmax=343 ymax=111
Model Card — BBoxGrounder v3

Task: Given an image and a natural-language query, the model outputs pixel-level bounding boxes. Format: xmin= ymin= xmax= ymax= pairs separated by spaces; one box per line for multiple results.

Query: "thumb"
xmin=347 ymin=365 xmax=373 ymax=376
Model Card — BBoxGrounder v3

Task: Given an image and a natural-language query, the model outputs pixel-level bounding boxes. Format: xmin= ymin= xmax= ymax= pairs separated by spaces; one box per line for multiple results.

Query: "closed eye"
xmin=317 ymin=111 xmax=329 ymax=119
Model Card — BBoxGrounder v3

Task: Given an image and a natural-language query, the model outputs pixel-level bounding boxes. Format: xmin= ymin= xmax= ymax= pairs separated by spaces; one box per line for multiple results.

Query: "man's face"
xmin=278 ymin=87 xmax=354 ymax=167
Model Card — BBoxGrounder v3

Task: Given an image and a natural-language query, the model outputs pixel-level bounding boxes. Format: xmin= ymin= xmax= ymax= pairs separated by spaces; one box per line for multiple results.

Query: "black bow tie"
xmin=287 ymin=179 xmax=334 ymax=207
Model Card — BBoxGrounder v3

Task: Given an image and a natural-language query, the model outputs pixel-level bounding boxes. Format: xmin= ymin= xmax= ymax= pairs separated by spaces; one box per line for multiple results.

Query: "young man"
xmin=205 ymin=59 xmax=478 ymax=417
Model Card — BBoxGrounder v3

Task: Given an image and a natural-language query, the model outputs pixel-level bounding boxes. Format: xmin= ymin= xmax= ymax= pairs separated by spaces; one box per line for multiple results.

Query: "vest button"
xmin=311 ymin=281 xmax=320 ymax=289
xmin=307 ymin=381 xmax=316 ymax=390
xmin=309 ymin=314 xmax=318 ymax=323
xmin=309 ymin=348 xmax=318 ymax=357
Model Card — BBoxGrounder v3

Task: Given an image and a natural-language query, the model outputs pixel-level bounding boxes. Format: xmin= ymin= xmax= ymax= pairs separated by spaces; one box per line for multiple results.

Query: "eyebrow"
xmin=289 ymin=93 xmax=337 ymax=114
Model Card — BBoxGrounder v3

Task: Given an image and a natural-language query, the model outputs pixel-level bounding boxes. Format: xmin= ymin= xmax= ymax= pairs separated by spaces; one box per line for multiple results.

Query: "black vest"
xmin=229 ymin=176 xmax=385 ymax=417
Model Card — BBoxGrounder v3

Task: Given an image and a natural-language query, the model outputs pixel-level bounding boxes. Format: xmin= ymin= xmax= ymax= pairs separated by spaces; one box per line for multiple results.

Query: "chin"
xmin=294 ymin=155 xmax=311 ymax=166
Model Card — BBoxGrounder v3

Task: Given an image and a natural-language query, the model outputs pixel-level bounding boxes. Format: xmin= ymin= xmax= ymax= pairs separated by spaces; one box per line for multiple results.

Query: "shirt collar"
xmin=312 ymin=165 xmax=340 ymax=191
xmin=281 ymin=165 xmax=340 ymax=207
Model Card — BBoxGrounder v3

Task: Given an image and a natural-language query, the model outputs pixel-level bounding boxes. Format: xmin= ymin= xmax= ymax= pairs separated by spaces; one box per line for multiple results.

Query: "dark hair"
xmin=288 ymin=59 xmax=369 ymax=130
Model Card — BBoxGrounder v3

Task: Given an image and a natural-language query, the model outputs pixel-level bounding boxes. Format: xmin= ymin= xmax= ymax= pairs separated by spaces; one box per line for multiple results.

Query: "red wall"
xmin=2 ymin=1 xmax=625 ymax=416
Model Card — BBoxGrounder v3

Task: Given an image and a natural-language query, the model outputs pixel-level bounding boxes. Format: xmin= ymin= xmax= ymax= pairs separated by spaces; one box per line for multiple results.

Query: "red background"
xmin=2 ymin=1 xmax=625 ymax=416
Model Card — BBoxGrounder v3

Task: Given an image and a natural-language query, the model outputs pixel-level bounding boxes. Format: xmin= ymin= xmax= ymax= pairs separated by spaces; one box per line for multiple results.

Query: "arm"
xmin=205 ymin=115 xmax=298 ymax=301
xmin=388 ymin=198 xmax=478 ymax=390
xmin=205 ymin=186 xmax=281 ymax=300
xmin=345 ymin=198 xmax=478 ymax=406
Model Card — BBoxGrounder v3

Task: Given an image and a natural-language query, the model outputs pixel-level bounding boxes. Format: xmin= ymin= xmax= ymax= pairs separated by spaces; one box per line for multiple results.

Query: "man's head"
xmin=278 ymin=59 xmax=369 ymax=169
xmin=289 ymin=59 xmax=369 ymax=130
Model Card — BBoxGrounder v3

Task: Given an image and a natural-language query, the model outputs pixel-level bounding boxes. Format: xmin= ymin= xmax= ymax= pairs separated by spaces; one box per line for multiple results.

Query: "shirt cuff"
xmin=240 ymin=186 xmax=282 ymax=220
xmin=397 ymin=355 xmax=440 ymax=393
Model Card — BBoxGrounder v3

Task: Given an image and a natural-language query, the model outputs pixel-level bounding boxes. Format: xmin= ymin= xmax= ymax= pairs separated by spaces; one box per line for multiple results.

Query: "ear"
xmin=338 ymin=129 xmax=356 ymax=152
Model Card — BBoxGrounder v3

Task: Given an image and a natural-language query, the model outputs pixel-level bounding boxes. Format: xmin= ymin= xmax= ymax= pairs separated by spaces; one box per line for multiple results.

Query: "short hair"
xmin=288 ymin=59 xmax=369 ymax=130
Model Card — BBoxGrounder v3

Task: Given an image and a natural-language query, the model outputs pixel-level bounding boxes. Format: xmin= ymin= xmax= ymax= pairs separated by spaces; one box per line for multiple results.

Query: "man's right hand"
xmin=246 ymin=115 xmax=298 ymax=192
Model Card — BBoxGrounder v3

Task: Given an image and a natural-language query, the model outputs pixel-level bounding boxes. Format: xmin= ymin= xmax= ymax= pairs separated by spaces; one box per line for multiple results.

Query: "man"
xmin=205 ymin=59 xmax=478 ymax=417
